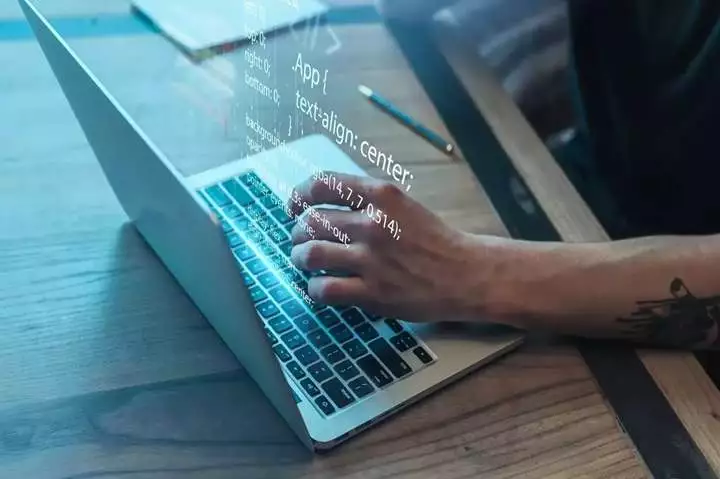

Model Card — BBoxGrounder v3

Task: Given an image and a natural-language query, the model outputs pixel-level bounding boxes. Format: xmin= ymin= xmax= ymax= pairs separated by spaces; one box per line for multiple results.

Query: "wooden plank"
xmin=434 ymin=22 xmax=720 ymax=475
xmin=0 ymin=10 xmax=646 ymax=479
xmin=0 ymin=342 xmax=646 ymax=478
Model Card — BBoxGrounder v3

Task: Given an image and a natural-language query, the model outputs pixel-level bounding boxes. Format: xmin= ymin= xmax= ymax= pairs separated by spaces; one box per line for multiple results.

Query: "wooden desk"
xmin=1 ymin=0 xmax=718 ymax=477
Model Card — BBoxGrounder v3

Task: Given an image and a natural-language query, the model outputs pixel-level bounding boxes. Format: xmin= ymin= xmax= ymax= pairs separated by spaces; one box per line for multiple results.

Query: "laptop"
xmin=20 ymin=0 xmax=524 ymax=450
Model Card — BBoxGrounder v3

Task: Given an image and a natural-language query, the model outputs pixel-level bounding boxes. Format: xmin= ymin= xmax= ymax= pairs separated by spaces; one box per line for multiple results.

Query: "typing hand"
xmin=287 ymin=172 xmax=490 ymax=322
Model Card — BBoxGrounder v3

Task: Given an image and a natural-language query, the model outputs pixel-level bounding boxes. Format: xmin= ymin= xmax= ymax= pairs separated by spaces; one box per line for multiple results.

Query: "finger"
xmin=291 ymin=208 xmax=366 ymax=245
xmin=286 ymin=172 xmax=379 ymax=217
xmin=291 ymin=240 xmax=365 ymax=273
xmin=307 ymin=275 xmax=370 ymax=306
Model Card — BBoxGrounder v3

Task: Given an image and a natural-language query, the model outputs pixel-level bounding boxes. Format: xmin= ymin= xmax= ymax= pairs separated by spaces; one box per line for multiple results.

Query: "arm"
xmin=486 ymin=235 xmax=720 ymax=349
xmin=287 ymin=174 xmax=720 ymax=350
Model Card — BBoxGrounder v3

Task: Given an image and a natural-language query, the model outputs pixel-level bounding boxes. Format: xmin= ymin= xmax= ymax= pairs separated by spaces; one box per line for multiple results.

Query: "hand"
xmin=286 ymin=172 xmax=496 ymax=322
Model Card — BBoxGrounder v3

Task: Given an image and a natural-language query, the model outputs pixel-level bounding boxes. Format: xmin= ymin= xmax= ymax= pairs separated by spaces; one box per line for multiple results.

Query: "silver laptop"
xmin=20 ymin=0 xmax=524 ymax=450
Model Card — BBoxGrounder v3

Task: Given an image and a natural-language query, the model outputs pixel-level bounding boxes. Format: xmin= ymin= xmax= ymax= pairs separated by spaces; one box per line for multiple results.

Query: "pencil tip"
xmin=358 ymin=84 xmax=372 ymax=97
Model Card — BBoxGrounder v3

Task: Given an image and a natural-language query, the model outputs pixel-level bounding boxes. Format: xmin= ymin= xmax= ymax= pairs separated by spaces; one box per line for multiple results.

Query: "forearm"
xmin=480 ymin=234 xmax=720 ymax=349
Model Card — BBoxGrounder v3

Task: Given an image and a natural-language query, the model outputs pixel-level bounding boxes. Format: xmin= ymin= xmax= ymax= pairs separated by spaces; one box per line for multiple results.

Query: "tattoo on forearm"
xmin=616 ymin=278 xmax=720 ymax=349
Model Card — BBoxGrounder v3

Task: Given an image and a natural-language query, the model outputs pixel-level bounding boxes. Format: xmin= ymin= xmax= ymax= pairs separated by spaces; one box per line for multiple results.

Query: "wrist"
xmin=463 ymin=235 xmax=584 ymax=328
xmin=454 ymin=234 xmax=521 ymax=324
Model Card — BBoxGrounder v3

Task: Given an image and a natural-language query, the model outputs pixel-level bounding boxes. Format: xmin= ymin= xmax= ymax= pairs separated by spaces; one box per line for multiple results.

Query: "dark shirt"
xmin=569 ymin=0 xmax=720 ymax=235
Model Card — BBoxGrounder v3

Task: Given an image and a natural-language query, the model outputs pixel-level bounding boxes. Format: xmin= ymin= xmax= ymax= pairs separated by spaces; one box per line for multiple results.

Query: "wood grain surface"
xmin=0 ymin=0 xmax=656 ymax=477
xmin=434 ymin=21 xmax=720 ymax=476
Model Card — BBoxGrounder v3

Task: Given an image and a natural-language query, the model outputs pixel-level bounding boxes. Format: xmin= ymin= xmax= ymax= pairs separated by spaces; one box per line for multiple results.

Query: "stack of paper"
xmin=132 ymin=0 xmax=328 ymax=58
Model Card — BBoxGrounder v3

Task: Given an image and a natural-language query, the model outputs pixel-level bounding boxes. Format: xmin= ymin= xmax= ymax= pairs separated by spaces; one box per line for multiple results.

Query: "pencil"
xmin=358 ymin=84 xmax=454 ymax=156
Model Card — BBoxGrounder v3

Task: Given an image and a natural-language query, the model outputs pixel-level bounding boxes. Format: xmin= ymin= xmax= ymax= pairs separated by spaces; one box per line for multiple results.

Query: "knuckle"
xmin=360 ymin=217 xmax=383 ymax=242
xmin=373 ymin=182 xmax=402 ymax=202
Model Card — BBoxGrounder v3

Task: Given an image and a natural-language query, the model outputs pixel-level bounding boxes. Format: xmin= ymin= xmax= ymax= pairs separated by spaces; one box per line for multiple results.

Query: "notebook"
xmin=132 ymin=0 xmax=328 ymax=58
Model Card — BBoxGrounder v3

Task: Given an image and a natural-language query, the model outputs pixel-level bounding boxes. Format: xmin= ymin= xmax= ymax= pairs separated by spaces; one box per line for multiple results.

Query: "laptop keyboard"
xmin=199 ymin=170 xmax=437 ymax=417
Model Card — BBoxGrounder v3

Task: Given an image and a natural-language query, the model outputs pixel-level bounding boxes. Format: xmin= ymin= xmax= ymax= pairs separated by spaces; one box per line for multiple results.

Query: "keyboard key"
xmin=317 ymin=310 xmax=341 ymax=328
xmin=268 ymin=286 xmax=292 ymax=304
xmin=222 ymin=204 xmax=243 ymax=219
xmin=246 ymin=203 xmax=264 ymax=221
xmin=364 ymin=311 xmax=383 ymax=321
xmin=321 ymin=378 xmax=355 ymax=409
xmin=279 ymin=240 xmax=293 ymax=256
xmin=273 ymin=344 xmax=291 ymax=362
xmin=264 ymin=327 xmax=278 ymax=345
xmin=256 ymin=301 xmax=279 ymax=319
xmin=280 ymin=266 xmax=304 ymax=284
xmin=268 ymin=227 xmax=289 ymax=244
xmin=413 ymin=347 xmax=434 ymax=364
xmin=308 ymin=360 xmax=333 ymax=383
xmin=294 ymin=345 xmax=320 ymax=366
xmin=314 ymin=395 xmax=335 ymax=415
xmin=241 ymin=271 xmax=255 ymax=286
xmin=233 ymin=216 xmax=251 ymax=231
xmin=286 ymin=360 xmax=306 ymax=379
xmin=329 ymin=324 xmax=353 ymax=344
xmin=348 ymin=377 xmax=375 ymax=399
xmin=233 ymin=244 xmax=255 ymax=262
xmin=295 ymin=279 xmax=309 ymax=294
xmin=258 ymin=241 xmax=276 ymax=257
xmin=341 ymin=308 xmax=366 ymax=327
xmin=390 ymin=332 xmax=418 ymax=352
xmin=222 ymin=179 xmax=254 ymax=206
xmin=293 ymin=314 xmax=319 ymax=334
xmin=277 ymin=269 xmax=295 ymax=288
xmin=281 ymin=329 xmax=306 ymax=349
xmin=266 ymin=193 xmax=284 ymax=207
xmin=255 ymin=214 xmax=274 ymax=231
xmin=260 ymin=195 xmax=278 ymax=209
xmin=310 ymin=301 xmax=327 ymax=313
xmin=245 ymin=258 xmax=267 ymax=276
xmin=320 ymin=344 xmax=346 ymax=364
xmin=204 ymin=185 xmax=231 ymax=207
xmin=385 ymin=319 xmax=404 ymax=333
xmin=355 ymin=323 xmax=380 ymax=342
xmin=280 ymin=299 xmax=306 ymax=318
xmin=308 ymin=329 xmax=332 ymax=348
xmin=279 ymin=253 xmax=295 ymax=270
xmin=268 ymin=316 xmax=292 ymax=334
xmin=220 ymin=220 xmax=233 ymax=233
xmin=248 ymin=285 xmax=267 ymax=303
xmin=334 ymin=359 xmax=360 ymax=381
xmin=247 ymin=176 xmax=271 ymax=197
xmin=342 ymin=339 xmax=368 ymax=359
xmin=368 ymin=338 xmax=412 ymax=378
xmin=300 ymin=377 xmax=321 ymax=397
xmin=226 ymin=232 xmax=243 ymax=247
xmin=253 ymin=181 xmax=271 ymax=198
xmin=268 ymin=253 xmax=287 ymax=271
xmin=356 ymin=355 xmax=393 ymax=388
xmin=246 ymin=226 xmax=264 ymax=244
xmin=257 ymin=271 xmax=278 ymax=290
xmin=270 ymin=207 xmax=293 ymax=225
xmin=239 ymin=171 xmax=262 ymax=188
xmin=284 ymin=219 xmax=297 ymax=232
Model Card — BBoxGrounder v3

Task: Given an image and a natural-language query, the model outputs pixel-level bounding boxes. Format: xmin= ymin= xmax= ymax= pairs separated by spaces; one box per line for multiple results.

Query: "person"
xmin=286 ymin=1 xmax=720 ymax=350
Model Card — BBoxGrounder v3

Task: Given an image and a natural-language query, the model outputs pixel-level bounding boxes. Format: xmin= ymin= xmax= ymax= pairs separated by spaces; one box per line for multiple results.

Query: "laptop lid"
xmin=19 ymin=0 xmax=313 ymax=450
